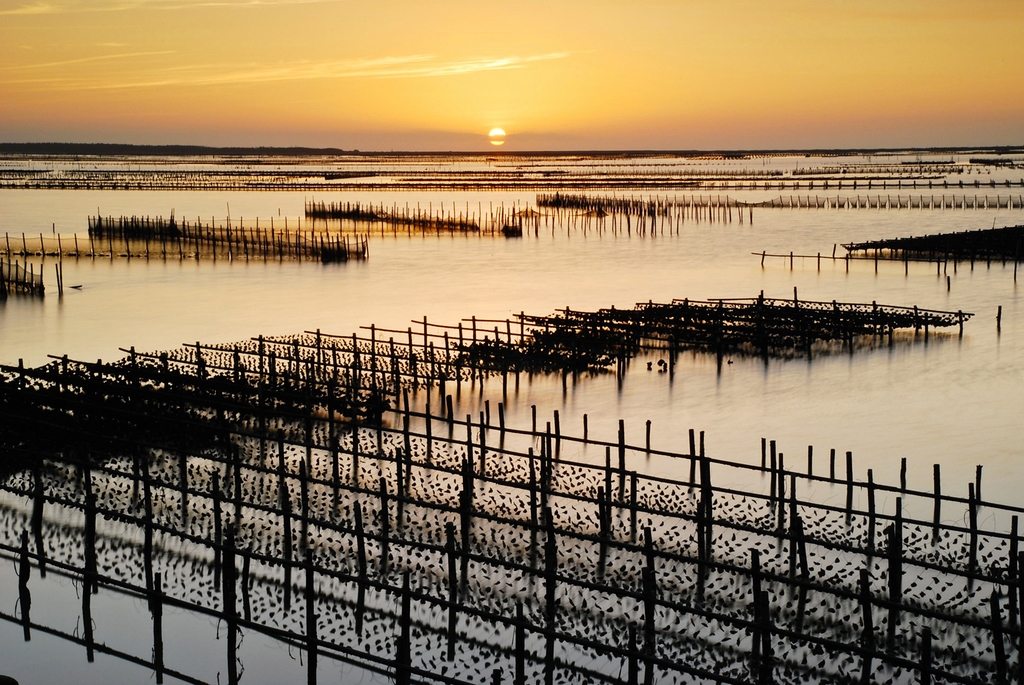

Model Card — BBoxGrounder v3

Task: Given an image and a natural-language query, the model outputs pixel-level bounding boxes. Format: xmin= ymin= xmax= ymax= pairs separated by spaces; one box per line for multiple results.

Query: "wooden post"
xmin=691 ymin=429 xmax=699 ymax=485
xmin=919 ymin=627 xmax=931 ymax=685
xmin=991 ymin=590 xmax=1007 ymax=684
xmin=529 ymin=449 xmax=538 ymax=529
xmin=969 ymin=483 xmax=978 ymax=573
xmin=151 ymin=571 xmax=164 ymax=683
xmin=619 ymin=419 xmax=627 ymax=480
xmin=887 ymin=497 xmax=903 ymax=649
xmin=750 ymin=548 xmax=762 ymax=662
xmin=242 ymin=553 xmax=251 ymax=623
xmin=379 ymin=477 xmax=390 ymax=578
xmin=630 ymin=473 xmax=638 ymax=543
xmin=460 ymin=457 xmax=473 ymax=587
xmin=867 ymin=470 xmax=876 ymax=553
xmin=515 ymin=602 xmax=526 ymax=685
xmin=757 ymin=589 xmax=773 ymax=685
xmin=1018 ymin=551 xmax=1024 ymax=655
xmin=224 ymin=530 xmax=238 ymax=685
xmin=305 ymin=550 xmax=318 ymax=685
xmin=859 ymin=569 xmax=873 ymax=684
xmin=1010 ymin=516 xmax=1019 ymax=629
xmin=846 ymin=451 xmax=854 ymax=521
xmin=396 ymin=572 xmax=411 ymax=685
xmin=213 ymin=472 xmax=222 ymax=590
xmin=144 ymin=461 xmax=153 ymax=591
xmin=642 ymin=527 xmax=657 ymax=685
xmin=354 ymin=503 xmax=366 ymax=582
xmin=179 ymin=450 xmax=189 ymax=526
xmin=445 ymin=521 xmax=458 ymax=659
xmin=30 ymin=464 xmax=46 ymax=578
xmin=82 ymin=497 xmax=95 ymax=661
xmin=543 ymin=508 xmax=557 ymax=685
xmin=275 ymin=432 xmax=293 ymax=608
xmin=17 ymin=531 xmax=31 ymax=641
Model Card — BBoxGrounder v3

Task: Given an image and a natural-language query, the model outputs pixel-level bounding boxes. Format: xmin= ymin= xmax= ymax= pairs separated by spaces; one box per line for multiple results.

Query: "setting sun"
xmin=488 ymin=128 xmax=506 ymax=146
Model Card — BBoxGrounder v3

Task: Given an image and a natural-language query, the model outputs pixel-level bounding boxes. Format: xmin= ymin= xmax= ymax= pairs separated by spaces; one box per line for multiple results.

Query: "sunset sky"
xmin=1 ymin=0 xmax=1022 ymax=150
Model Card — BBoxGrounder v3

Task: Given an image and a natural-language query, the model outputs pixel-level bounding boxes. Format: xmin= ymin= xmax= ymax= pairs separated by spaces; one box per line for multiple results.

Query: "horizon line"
xmin=2 ymin=142 xmax=1023 ymax=157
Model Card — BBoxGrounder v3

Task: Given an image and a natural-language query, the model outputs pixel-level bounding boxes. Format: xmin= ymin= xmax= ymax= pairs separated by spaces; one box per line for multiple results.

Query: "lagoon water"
xmin=1 ymin=153 xmax=1022 ymax=683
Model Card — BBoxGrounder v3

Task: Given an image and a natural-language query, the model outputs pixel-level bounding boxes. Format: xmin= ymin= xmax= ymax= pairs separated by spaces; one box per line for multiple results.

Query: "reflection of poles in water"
xmin=299 ymin=462 xmax=309 ymax=550
xmin=283 ymin=491 xmax=292 ymax=614
xmin=242 ymin=553 xmax=252 ymax=623
xmin=395 ymin=572 xmax=411 ymax=685
xmin=378 ymin=477 xmax=390 ymax=579
xmin=543 ymin=507 xmax=556 ymax=685
xmin=213 ymin=472 xmax=222 ymax=591
xmin=151 ymin=572 xmax=164 ymax=684
xmin=305 ymin=550 xmax=318 ymax=685
xmin=642 ymin=527 xmax=658 ymax=685
xmin=30 ymin=464 xmax=45 ymax=578
xmin=144 ymin=461 xmax=154 ymax=592
xmin=224 ymin=528 xmax=238 ymax=685
xmin=83 ymin=462 xmax=96 ymax=663
xmin=445 ymin=521 xmax=458 ymax=659
xmin=2 ymin=346 xmax=1024 ymax=685
xmin=354 ymin=502 xmax=366 ymax=637
xmin=18 ymin=531 xmax=31 ymax=641
xmin=179 ymin=451 xmax=188 ymax=527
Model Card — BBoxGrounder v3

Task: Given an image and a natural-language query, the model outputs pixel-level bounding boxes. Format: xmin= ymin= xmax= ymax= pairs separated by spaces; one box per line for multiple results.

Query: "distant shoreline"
xmin=1 ymin=142 xmax=1022 ymax=157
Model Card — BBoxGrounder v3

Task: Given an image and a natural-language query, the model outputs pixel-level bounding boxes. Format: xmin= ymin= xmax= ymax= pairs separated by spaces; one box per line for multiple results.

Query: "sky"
xmin=1 ymin=0 xmax=1023 ymax=151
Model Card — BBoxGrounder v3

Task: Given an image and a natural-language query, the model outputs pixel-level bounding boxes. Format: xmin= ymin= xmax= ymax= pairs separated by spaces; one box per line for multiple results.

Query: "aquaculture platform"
xmin=456 ymin=296 xmax=972 ymax=373
xmin=0 ymin=315 xmax=1011 ymax=685
xmin=844 ymin=225 xmax=1024 ymax=264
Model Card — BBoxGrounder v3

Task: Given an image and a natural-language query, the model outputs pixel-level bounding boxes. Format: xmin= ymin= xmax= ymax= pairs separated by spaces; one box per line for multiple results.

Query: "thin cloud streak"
xmin=0 ymin=0 xmax=343 ymax=14
xmin=2 ymin=50 xmax=174 ymax=70
xmin=9 ymin=53 xmax=570 ymax=90
xmin=0 ymin=2 xmax=56 ymax=14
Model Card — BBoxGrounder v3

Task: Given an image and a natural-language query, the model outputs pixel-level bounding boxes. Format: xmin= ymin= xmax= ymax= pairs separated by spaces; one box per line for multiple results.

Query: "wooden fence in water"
xmin=306 ymin=201 xmax=480 ymax=232
xmin=532 ymin=191 xmax=1024 ymax=238
xmin=538 ymin=191 xmax=1024 ymax=215
xmin=0 ymin=258 xmax=44 ymax=297
xmin=81 ymin=215 xmax=370 ymax=263
xmin=305 ymin=200 xmax=547 ymax=237
xmin=3 ymin=163 xmax=1023 ymax=192
xmin=1 ymin=220 xmax=369 ymax=264
xmin=0 ymin=314 xmax=1013 ymax=685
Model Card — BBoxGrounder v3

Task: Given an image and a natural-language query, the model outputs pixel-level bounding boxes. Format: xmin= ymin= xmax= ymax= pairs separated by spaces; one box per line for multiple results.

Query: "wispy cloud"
xmin=2 ymin=50 xmax=174 ymax=70
xmin=0 ymin=0 xmax=343 ymax=14
xmin=5 ymin=52 xmax=571 ymax=89
xmin=0 ymin=2 xmax=57 ymax=15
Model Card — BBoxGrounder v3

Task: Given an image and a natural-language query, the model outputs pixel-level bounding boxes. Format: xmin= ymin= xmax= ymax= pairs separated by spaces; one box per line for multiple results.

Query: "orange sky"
xmin=1 ymin=0 xmax=1022 ymax=150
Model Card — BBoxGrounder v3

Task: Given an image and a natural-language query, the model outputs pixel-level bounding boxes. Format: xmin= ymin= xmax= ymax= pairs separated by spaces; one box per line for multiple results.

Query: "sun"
xmin=488 ymin=128 xmax=506 ymax=146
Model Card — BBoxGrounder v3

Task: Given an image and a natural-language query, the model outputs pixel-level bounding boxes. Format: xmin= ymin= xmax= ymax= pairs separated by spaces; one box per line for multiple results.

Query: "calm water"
xmin=1 ymin=154 xmax=1023 ymax=683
